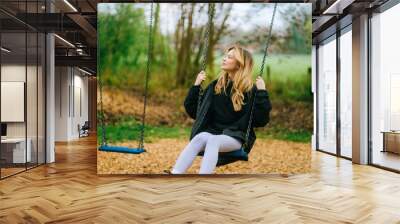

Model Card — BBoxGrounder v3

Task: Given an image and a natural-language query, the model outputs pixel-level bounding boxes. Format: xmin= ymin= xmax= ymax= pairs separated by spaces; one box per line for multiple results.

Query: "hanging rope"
xmin=259 ymin=3 xmax=277 ymax=77
xmin=197 ymin=3 xmax=216 ymax=118
xmin=200 ymin=3 xmax=215 ymax=72
xmin=138 ymin=2 xmax=154 ymax=150
xmin=243 ymin=3 xmax=277 ymax=149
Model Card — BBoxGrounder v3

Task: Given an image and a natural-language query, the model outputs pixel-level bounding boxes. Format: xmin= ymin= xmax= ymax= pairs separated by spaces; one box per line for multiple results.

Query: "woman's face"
xmin=221 ymin=49 xmax=239 ymax=72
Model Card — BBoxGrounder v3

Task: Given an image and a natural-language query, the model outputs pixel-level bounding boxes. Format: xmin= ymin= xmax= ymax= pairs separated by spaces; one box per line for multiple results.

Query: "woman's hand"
xmin=256 ymin=76 xmax=266 ymax=90
xmin=194 ymin=71 xmax=207 ymax=86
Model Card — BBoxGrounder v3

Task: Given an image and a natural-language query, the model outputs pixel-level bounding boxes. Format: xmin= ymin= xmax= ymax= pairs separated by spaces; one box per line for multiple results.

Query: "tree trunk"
xmin=175 ymin=4 xmax=186 ymax=87
xmin=207 ymin=3 xmax=232 ymax=76
xmin=175 ymin=3 xmax=196 ymax=87
xmin=181 ymin=3 xmax=195 ymax=86
xmin=174 ymin=3 xmax=232 ymax=87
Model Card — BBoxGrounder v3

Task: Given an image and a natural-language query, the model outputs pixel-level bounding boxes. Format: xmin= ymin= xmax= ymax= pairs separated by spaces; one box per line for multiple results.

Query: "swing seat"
xmin=99 ymin=145 xmax=146 ymax=154
xmin=198 ymin=148 xmax=248 ymax=161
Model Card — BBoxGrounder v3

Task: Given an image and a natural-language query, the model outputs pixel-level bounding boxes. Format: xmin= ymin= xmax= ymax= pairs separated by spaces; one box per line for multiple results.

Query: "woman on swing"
xmin=170 ymin=44 xmax=272 ymax=174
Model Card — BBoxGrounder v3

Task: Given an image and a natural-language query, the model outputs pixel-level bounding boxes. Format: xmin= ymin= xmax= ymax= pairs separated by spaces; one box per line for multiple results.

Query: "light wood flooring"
xmin=0 ymin=135 xmax=400 ymax=223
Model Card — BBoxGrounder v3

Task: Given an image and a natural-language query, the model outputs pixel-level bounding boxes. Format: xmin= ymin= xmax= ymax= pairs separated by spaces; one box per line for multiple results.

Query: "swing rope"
xmin=244 ymin=3 xmax=278 ymax=149
xmin=197 ymin=3 xmax=216 ymax=118
xmin=138 ymin=2 xmax=154 ymax=150
xmin=98 ymin=3 xmax=154 ymax=153
xmin=196 ymin=3 xmax=277 ymax=164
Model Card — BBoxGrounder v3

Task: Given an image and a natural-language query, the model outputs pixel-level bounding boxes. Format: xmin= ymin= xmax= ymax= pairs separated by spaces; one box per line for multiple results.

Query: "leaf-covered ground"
xmin=97 ymin=138 xmax=311 ymax=174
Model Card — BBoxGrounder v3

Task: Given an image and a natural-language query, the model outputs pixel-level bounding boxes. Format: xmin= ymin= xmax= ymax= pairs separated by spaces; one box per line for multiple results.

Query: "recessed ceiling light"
xmin=78 ymin=67 xmax=93 ymax=76
xmin=323 ymin=0 xmax=353 ymax=15
xmin=1 ymin=47 xmax=11 ymax=53
xmin=54 ymin=34 xmax=75 ymax=48
xmin=63 ymin=0 xmax=78 ymax=12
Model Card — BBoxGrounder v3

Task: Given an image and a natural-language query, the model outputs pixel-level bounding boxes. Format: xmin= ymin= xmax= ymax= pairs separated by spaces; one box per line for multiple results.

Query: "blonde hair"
xmin=214 ymin=45 xmax=254 ymax=111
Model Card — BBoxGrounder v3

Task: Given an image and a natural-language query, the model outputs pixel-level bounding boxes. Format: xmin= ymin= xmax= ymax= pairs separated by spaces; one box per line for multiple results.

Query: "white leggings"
xmin=172 ymin=132 xmax=242 ymax=174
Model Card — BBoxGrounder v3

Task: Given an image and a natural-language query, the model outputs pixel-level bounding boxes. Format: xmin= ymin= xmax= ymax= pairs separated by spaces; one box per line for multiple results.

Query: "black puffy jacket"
xmin=183 ymin=79 xmax=272 ymax=166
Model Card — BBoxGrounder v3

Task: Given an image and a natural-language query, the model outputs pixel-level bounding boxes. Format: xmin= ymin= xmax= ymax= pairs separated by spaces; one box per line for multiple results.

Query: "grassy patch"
xmin=99 ymin=119 xmax=311 ymax=144
xmin=256 ymin=127 xmax=312 ymax=143
xmin=98 ymin=120 xmax=191 ymax=144
xmin=214 ymin=54 xmax=311 ymax=80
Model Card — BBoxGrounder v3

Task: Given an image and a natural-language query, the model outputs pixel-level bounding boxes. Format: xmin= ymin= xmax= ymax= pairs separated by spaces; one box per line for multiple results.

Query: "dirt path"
xmin=97 ymin=138 xmax=311 ymax=174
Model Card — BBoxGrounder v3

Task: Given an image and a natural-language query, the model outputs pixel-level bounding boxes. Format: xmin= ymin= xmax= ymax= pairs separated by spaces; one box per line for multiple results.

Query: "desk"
xmin=1 ymin=138 xmax=31 ymax=163
xmin=381 ymin=131 xmax=400 ymax=155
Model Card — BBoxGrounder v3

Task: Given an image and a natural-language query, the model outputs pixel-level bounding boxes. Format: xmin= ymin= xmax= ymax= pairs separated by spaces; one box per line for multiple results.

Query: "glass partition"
xmin=317 ymin=35 xmax=337 ymax=154
xmin=1 ymin=30 xmax=28 ymax=177
xmin=371 ymin=4 xmax=400 ymax=171
xmin=0 ymin=1 xmax=46 ymax=179
xmin=27 ymin=30 xmax=38 ymax=169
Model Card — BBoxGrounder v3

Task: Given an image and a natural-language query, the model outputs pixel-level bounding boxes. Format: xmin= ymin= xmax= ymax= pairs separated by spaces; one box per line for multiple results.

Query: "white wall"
xmin=72 ymin=72 xmax=89 ymax=138
xmin=55 ymin=67 xmax=89 ymax=141
xmin=1 ymin=65 xmax=26 ymax=138
xmin=55 ymin=66 xmax=69 ymax=141
xmin=0 ymin=65 xmax=38 ymax=137
xmin=1 ymin=64 xmax=46 ymax=164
